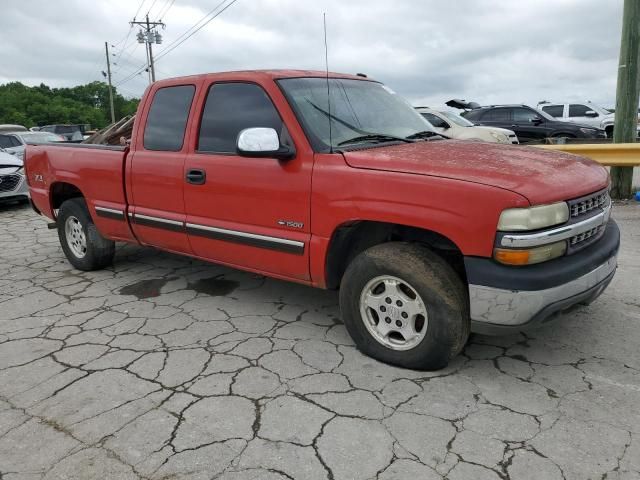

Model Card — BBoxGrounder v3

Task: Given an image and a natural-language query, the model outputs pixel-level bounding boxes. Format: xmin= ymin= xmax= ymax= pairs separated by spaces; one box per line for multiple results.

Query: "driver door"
xmin=183 ymin=81 xmax=312 ymax=281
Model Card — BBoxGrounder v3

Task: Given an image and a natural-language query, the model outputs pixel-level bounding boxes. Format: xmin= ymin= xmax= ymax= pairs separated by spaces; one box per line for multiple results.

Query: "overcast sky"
xmin=0 ymin=0 xmax=624 ymax=110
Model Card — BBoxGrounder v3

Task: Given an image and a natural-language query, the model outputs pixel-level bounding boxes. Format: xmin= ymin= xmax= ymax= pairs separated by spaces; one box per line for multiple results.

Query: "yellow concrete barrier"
xmin=533 ymin=143 xmax=640 ymax=167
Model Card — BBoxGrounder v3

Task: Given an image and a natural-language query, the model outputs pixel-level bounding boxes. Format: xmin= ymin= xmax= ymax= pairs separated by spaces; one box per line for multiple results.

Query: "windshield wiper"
xmin=338 ymin=133 xmax=413 ymax=147
xmin=304 ymin=100 xmax=413 ymax=147
xmin=405 ymin=130 xmax=448 ymax=140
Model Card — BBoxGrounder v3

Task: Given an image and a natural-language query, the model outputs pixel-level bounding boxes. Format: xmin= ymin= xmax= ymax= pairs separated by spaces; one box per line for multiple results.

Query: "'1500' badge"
xmin=278 ymin=220 xmax=304 ymax=229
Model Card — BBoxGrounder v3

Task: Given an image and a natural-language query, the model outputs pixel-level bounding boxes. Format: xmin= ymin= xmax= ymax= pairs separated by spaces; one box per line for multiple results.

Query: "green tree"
xmin=0 ymin=81 xmax=139 ymax=129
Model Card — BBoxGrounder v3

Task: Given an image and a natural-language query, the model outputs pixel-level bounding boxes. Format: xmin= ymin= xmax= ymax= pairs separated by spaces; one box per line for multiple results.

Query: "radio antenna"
xmin=323 ymin=13 xmax=333 ymax=153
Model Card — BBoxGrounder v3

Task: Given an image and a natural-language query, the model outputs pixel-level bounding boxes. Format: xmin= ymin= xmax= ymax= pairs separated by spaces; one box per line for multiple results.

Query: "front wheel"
xmin=57 ymin=198 xmax=115 ymax=271
xmin=339 ymin=242 xmax=469 ymax=370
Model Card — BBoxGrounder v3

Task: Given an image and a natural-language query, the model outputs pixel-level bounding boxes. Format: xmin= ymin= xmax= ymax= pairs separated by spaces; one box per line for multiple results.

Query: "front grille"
xmin=569 ymin=225 xmax=604 ymax=247
xmin=569 ymin=189 xmax=609 ymax=218
xmin=0 ymin=174 xmax=20 ymax=193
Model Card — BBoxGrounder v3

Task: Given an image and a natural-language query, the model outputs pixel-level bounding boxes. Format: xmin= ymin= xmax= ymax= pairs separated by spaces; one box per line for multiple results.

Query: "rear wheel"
xmin=550 ymin=133 xmax=576 ymax=142
xmin=605 ymin=126 xmax=614 ymax=138
xmin=57 ymin=198 xmax=115 ymax=271
xmin=339 ymin=242 xmax=469 ymax=370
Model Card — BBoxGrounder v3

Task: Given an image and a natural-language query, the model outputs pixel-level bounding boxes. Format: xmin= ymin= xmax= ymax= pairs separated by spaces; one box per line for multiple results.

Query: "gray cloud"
xmin=0 ymin=0 xmax=624 ymax=110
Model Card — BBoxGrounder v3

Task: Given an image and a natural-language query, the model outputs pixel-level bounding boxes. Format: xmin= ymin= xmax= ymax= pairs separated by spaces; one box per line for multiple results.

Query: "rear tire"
xmin=57 ymin=198 xmax=115 ymax=271
xmin=339 ymin=242 xmax=469 ymax=370
xmin=605 ymin=126 xmax=614 ymax=138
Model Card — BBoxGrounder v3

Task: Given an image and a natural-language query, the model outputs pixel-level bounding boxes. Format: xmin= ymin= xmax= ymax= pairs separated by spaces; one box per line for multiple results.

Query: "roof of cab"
xmin=152 ymin=69 xmax=373 ymax=87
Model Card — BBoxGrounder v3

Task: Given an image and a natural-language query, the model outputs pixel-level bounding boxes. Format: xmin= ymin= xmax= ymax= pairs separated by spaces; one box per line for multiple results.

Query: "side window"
xmin=462 ymin=110 xmax=482 ymax=122
xmin=569 ymin=104 xmax=594 ymax=117
xmin=512 ymin=108 xmax=539 ymax=122
xmin=143 ymin=85 xmax=195 ymax=151
xmin=198 ymin=82 xmax=283 ymax=153
xmin=421 ymin=113 xmax=450 ymax=129
xmin=482 ymin=108 xmax=510 ymax=122
xmin=541 ymin=105 xmax=564 ymax=118
xmin=11 ymin=136 xmax=22 ymax=147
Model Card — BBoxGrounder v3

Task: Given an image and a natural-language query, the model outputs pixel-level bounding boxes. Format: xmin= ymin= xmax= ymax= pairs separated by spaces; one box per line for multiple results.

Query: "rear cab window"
xmin=197 ymin=82 xmax=284 ymax=154
xmin=143 ymin=85 xmax=196 ymax=151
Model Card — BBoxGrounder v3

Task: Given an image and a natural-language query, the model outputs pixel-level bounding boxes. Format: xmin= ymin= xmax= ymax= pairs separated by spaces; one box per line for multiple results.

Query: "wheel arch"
xmin=49 ymin=182 xmax=85 ymax=212
xmin=324 ymin=220 xmax=467 ymax=290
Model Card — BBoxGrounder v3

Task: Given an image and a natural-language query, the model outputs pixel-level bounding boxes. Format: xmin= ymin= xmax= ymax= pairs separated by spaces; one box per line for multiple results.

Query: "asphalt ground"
xmin=0 ymin=201 xmax=639 ymax=480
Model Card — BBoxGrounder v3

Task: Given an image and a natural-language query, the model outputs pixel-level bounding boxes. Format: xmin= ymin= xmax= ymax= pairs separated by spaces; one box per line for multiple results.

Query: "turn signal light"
xmin=494 ymin=249 xmax=531 ymax=265
xmin=494 ymin=241 xmax=567 ymax=266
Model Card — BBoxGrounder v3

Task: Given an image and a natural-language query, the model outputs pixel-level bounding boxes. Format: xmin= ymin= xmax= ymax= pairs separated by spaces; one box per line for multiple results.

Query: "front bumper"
xmin=466 ymin=219 xmax=620 ymax=335
xmin=0 ymin=173 xmax=29 ymax=201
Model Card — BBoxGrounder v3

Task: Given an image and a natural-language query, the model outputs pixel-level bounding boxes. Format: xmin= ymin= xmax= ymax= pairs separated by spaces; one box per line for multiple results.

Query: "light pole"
xmin=103 ymin=42 xmax=116 ymax=123
xmin=611 ymin=0 xmax=639 ymax=199
xmin=132 ymin=15 xmax=164 ymax=83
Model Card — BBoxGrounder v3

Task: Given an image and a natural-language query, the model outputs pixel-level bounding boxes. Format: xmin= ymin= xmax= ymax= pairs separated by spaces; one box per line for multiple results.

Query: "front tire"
xmin=57 ymin=198 xmax=115 ymax=271
xmin=339 ymin=242 xmax=469 ymax=370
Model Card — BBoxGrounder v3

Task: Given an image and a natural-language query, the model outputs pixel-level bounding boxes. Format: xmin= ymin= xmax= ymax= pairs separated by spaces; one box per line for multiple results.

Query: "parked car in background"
xmin=416 ymin=107 xmax=518 ymax=144
xmin=536 ymin=101 xmax=634 ymax=138
xmin=457 ymin=104 xmax=607 ymax=143
xmin=38 ymin=124 xmax=85 ymax=141
xmin=0 ymin=124 xmax=27 ymax=133
xmin=0 ymin=133 xmax=24 ymax=159
xmin=26 ymin=70 xmax=618 ymax=370
xmin=0 ymin=132 xmax=65 ymax=161
xmin=0 ymin=148 xmax=28 ymax=203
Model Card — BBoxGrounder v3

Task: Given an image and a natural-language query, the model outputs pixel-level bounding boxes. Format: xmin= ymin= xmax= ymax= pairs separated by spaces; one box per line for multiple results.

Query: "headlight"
xmin=15 ymin=166 xmax=24 ymax=175
xmin=489 ymin=131 xmax=508 ymax=143
xmin=497 ymin=202 xmax=569 ymax=231
xmin=494 ymin=241 xmax=567 ymax=265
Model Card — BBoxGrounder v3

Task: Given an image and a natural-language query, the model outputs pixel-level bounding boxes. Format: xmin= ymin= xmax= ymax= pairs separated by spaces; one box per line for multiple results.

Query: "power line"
xmin=145 ymin=0 xmax=160 ymax=17
xmin=112 ymin=25 xmax=135 ymax=69
xmin=157 ymin=0 xmax=175 ymax=20
xmin=132 ymin=0 xmax=148 ymax=21
xmin=115 ymin=0 xmax=240 ymax=87
xmin=155 ymin=0 xmax=238 ymax=63
xmin=149 ymin=0 xmax=229 ymax=61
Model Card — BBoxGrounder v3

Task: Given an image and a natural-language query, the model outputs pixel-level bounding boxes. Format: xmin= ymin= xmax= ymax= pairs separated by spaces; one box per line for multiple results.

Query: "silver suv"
xmin=0 ymin=148 xmax=28 ymax=203
xmin=536 ymin=101 xmax=634 ymax=138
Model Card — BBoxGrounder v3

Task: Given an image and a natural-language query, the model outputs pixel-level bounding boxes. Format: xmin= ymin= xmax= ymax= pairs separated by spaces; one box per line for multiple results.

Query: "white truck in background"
xmin=537 ymin=101 xmax=638 ymax=138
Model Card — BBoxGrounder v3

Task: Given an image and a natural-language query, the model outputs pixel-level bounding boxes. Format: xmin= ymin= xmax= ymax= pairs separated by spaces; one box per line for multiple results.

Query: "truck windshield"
xmin=278 ymin=77 xmax=435 ymax=151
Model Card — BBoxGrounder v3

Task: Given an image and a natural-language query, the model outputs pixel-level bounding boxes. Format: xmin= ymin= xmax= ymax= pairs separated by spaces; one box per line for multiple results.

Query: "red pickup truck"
xmin=25 ymin=70 xmax=619 ymax=370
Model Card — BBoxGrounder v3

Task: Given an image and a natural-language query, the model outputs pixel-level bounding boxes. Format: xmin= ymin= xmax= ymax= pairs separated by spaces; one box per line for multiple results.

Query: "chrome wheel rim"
xmin=359 ymin=275 xmax=428 ymax=351
xmin=65 ymin=216 xmax=87 ymax=259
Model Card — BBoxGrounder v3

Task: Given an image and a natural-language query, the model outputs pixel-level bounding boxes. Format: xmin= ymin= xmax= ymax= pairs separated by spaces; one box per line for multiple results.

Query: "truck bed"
xmin=25 ymin=142 xmax=130 ymax=239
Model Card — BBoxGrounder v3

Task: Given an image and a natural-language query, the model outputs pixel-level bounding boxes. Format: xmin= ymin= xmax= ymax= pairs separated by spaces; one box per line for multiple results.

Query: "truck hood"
xmin=342 ymin=140 xmax=608 ymax=205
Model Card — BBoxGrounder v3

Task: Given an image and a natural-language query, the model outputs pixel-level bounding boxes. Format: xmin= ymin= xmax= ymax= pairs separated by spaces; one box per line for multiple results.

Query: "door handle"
xmin=186 ymin=169 xmax=206 ymax=185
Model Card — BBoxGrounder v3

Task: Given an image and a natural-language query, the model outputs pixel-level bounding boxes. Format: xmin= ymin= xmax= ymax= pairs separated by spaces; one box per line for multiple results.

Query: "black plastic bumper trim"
xmin=465 ymin=219 xmax=620 ymax=291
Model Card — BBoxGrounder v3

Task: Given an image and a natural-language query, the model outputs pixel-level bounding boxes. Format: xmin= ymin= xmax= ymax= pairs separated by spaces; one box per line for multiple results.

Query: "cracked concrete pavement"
xmin=0 ymin=201 xmax=639 ymax=480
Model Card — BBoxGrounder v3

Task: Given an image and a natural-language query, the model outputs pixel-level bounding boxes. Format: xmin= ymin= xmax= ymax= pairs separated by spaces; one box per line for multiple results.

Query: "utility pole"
xmin=611 ymin=0 xmax=639 ymax=199
xmin=132 ymin=15 xmax=164 ymax=84
xmin=104 ymin=42 xmax=116 ymax=124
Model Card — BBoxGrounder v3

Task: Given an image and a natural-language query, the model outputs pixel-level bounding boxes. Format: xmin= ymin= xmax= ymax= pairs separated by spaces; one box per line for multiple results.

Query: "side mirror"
xmin=584 ymin=110 xmax=599 ymax=117
xmin=237 ymin=127 xmax=295 ymax=160
xmin=531 ymin=116 xmax=543 ymax=125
